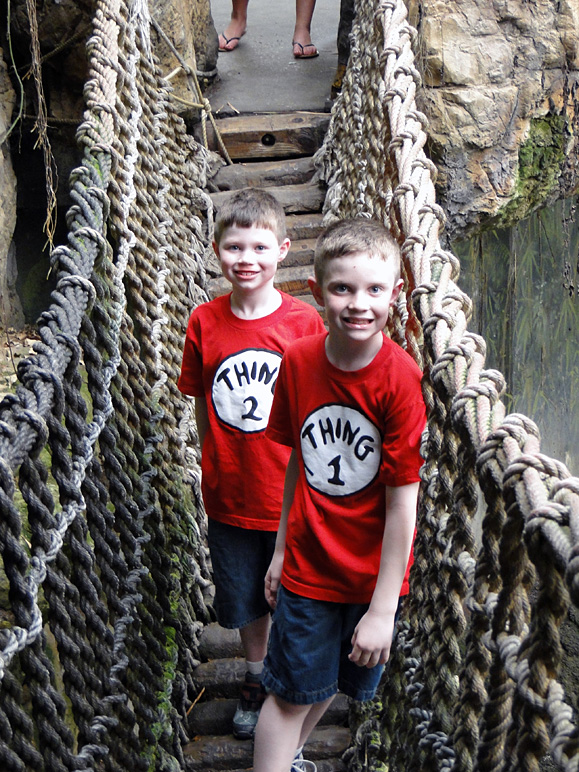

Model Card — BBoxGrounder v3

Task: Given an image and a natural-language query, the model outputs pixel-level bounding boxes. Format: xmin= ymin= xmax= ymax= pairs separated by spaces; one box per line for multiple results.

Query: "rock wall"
xmin=0 ymin=46 xmax=21 ymax=328
xmin=408 ymin=0 xmax=579 ymax=241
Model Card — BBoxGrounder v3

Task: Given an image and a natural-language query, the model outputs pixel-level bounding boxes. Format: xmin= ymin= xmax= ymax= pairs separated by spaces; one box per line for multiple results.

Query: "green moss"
xmin=496 ymin=115 xmax=566 ymax=228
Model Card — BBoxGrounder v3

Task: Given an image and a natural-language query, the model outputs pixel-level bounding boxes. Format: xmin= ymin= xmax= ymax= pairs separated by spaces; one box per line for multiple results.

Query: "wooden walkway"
xmin=183 ymin=112 xmax=350 ymax=771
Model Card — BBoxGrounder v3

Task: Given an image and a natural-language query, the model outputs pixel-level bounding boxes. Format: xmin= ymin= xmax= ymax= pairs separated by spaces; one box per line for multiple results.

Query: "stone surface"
xmin=0 ymin=47 xmax=21 ymax=328
xmin=407 ymin=0 xmax=579 ymax=240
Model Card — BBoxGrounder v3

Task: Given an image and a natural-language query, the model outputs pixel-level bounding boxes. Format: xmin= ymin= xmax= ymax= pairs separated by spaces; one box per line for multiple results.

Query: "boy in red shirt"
xmin=178 ymin=189 xmax=325 ymax=739
xmin=253 ymin=218 xmax=426 ymax=772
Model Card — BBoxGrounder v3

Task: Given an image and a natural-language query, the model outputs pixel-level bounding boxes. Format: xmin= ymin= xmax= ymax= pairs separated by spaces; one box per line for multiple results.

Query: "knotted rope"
xmin=315 ymin=1 xmax=579 ymax=771
xmin=0 ymin=0 xmax=212 ymax=768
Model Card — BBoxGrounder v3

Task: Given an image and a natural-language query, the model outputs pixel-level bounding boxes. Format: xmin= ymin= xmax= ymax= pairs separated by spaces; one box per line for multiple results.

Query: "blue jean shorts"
xmin=207 ymin=518 xmax=276 ymax=630
xmin=262 ymin=586 xmax=387 ymax=704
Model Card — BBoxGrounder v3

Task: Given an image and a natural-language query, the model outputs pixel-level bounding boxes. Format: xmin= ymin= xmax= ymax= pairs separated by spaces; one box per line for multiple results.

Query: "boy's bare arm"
xmin=265 ymin=449 xmax=298 ymax=609
xmin=194 ymin=397 xmax=209 ymax=449
xmin=349 ymin=481 xmax=420 ymax=668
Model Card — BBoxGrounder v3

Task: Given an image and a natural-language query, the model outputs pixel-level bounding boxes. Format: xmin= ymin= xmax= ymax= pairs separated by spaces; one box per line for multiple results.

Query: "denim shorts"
xmin=207 ymin=518 xmax=276 ymax=630
xmin=262 ymin=586 xmax=386 ymax=704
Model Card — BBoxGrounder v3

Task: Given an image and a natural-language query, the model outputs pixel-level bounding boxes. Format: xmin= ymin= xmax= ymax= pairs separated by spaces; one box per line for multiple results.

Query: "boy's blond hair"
xmin=214 ymin=188 xmax=287 ymax=244
xmin=314 ymin=218 xmax=402 ymax=284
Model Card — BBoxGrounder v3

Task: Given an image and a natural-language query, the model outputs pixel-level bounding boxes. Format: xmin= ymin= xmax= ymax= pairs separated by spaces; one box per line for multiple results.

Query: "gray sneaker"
xmin=291 ymin=750 xmax=317 ymax=771
xmin=232 ymin=671 xmax=266 ymax=740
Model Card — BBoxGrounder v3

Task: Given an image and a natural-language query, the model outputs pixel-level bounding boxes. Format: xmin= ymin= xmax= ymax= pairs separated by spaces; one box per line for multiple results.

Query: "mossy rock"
xmin=497 ymin=114 xmax=566 ymax=228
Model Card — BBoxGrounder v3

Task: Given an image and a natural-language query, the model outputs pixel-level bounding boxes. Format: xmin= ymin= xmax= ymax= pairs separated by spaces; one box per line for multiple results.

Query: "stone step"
xmin=189 ymin=693 xmax=350 ymax=737
xmin=183 ymin=724 xmax=350 ymax=771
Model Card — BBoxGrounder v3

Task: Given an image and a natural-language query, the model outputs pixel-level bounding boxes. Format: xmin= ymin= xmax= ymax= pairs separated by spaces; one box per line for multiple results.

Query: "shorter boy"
xmin=178 ymin=188 xmax=325 ymax=739
xmin=253 ymin=218 xmax=426 ymax=772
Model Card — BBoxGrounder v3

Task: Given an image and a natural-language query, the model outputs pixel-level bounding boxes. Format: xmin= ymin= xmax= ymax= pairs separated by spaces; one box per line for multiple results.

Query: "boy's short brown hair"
xmin=314 ymin=218 xmax=402 ymax=284
xmin=214 ymin=188 xmax=287 ymax=245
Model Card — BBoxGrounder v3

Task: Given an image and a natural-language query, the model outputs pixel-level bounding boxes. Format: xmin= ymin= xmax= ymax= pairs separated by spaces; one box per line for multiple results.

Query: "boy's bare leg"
xmin=239 ymin=613 xmax=270 ymax=663
xmin=253 ymin=693 xmax=334 ymax=772
xmin=292 ymin=0 xmax=318 ymax=55
xmin=297 ymin=695 xmax=334 ymax=747
xmin=219 ymin=0 xmax=249 ymax=51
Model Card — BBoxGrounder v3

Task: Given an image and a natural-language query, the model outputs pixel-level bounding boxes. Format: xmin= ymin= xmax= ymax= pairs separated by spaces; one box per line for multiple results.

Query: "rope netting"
xmin=1 ymin=0 xmax=579 ymax=769
xmin=0 ymin=0 xmax=214 ymax=768
xmin=315 ymin=1 xmax=579 ymax=771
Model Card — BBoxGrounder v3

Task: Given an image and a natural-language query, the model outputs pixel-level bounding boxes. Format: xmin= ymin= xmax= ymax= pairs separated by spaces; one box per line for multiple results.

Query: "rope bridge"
xmin=0 ymin=1 xmax=577 ymax=771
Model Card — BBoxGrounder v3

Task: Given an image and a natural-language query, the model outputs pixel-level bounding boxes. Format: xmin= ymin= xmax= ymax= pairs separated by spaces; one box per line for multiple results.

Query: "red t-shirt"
xmin=178 ymin=292 xmax=325 ymax=530
xmin=266 ymin=333 xmax=426 ymax=603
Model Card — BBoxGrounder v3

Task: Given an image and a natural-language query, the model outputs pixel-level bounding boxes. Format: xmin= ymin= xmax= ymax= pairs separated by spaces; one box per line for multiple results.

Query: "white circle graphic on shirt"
xmin=300 ymin=404 xmax=381 ymax=497
xmin=212 ymin=348 xmax=282 ymax=433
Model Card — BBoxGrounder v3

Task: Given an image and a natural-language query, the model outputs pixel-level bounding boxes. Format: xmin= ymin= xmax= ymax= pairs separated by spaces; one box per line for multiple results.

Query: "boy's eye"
xmin=333 ymin=284 xmax=349 ymax=293
xmin=369 ymin=286 xmax=383 ymax=294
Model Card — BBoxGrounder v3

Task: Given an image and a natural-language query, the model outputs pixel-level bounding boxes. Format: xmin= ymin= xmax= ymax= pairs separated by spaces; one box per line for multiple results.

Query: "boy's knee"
xmin=269 ymin=693 xmax=311 ymax=718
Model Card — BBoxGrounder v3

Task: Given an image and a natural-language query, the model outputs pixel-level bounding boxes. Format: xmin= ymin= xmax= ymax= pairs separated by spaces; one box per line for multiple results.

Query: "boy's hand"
xmin=349 ymin=609 xmax=396 ymax=668
xmin=264 ymin=551 xmax=284 ymax=609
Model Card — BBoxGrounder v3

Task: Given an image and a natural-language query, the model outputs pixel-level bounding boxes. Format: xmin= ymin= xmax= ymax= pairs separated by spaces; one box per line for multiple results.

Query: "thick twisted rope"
xmin=316 ymin=2 xmax=579 ymax=771
xmin=0 ymin=0 xmax=212 ymax=768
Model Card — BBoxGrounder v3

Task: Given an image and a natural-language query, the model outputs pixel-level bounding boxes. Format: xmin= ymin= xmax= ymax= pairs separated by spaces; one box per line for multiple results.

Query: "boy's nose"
xmin=349 ymin=292 xmax=369 ymax=309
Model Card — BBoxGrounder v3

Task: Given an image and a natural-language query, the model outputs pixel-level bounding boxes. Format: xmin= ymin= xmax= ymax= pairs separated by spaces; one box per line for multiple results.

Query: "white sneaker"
xmin=291 ymin=750 xmax=317 ymax=771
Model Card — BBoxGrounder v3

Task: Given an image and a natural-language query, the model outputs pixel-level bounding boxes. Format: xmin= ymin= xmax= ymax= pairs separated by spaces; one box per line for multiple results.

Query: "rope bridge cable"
xmin=1 ymin=0 xmax=579 ymax=769
xmin=315 ymin=1 xmax=579 ymax=771
xmin=0 ymin=0 xmax=213 ymax=769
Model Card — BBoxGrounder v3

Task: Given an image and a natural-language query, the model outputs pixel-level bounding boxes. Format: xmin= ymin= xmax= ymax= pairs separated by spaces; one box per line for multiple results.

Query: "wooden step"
xmin=189 ymin=693 xmax=350 ymax=736
xmin=286 ymin=213 xmax=325 ymax=241
xmin=211 ymin=180 xmax=326 ymax=217
xmin=199 ymin=623 xmax=243 ymax=662
xmin=213 ymin=156 xmax=317 ymax=191
xmin=183 ymin=725 xmax=350 ymax=771
xmin=202 ymin=112 xmax=331 ymax=161
xmin=193 ymin=657 xmax=247 ymax=700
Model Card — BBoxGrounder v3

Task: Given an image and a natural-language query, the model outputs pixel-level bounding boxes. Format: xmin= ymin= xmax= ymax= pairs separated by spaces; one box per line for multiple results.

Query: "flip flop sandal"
xmin=292 ymin=41 xmax=319 ymax=59
xmin=219 ymin=32 xmax=244 ymax=52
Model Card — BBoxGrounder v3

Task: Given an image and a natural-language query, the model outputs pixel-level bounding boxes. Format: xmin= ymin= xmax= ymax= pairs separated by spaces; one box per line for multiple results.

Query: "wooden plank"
xmin=284 ymin=238 xmax=316 ymax=268
xmin=212 ymin=156 xmax=316 ymax=191
xmin=202 ymin=112 xmax=331 ymax=160
xmin=286 ymin=213 xmax=325 ymax=241
xmin=211 ymin=181 xmax=326 ymax=216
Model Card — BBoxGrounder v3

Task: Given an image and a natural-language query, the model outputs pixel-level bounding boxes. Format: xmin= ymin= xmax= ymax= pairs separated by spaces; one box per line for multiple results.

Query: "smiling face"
xmin=309 ymin=251 xmax=403 ymax=366
xmin=214 ymin=224 xmax=290 ymax=296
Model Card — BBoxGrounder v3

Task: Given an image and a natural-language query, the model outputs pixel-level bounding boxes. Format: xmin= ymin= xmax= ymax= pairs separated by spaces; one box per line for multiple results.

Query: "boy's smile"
xmin=214 ymin=225 xmax=290 ymax=295
xmin=309 ymin=252 xmax=403 ymax=368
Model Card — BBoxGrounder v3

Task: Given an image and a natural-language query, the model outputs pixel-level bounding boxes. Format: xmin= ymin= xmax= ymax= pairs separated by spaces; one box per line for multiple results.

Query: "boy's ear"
xmin=277 ymin=237 xmax=291 ymax=263
xmin=308 ymin=276 xmax=325 ymax=306
xmin=389 ymin=278 xmax=404 ymax=307
xmin=212 ymin=240 xmax=220 ymax=259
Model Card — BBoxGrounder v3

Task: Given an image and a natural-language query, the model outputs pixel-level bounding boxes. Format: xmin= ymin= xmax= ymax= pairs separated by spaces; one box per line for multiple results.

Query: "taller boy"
xmin=253 ymin=218 xmax=426 ymax=772
xmin=178 ymin=189 xmax=325 ymax=739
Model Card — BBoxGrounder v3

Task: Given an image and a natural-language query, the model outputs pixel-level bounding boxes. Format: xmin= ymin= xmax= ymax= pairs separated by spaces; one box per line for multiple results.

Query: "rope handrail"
xmin=1 ymin=0 xmax=578 ymax=770
xmin=315 ymin=1 xmax=579 ymax=770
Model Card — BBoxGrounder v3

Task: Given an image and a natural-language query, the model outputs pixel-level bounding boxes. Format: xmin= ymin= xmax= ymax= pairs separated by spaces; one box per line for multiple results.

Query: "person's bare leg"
xmin=292 ymin=0 xmax=318 ymax=57
xmin=297 ymin=695 xmax=334 ymax=747
xmin=253 ymin=694 xmax=311 ymax=772
xmin=239 ymin=613 xmax=270 ymax=663
xmin=219 ymin=0 xmax=249 ymax=51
